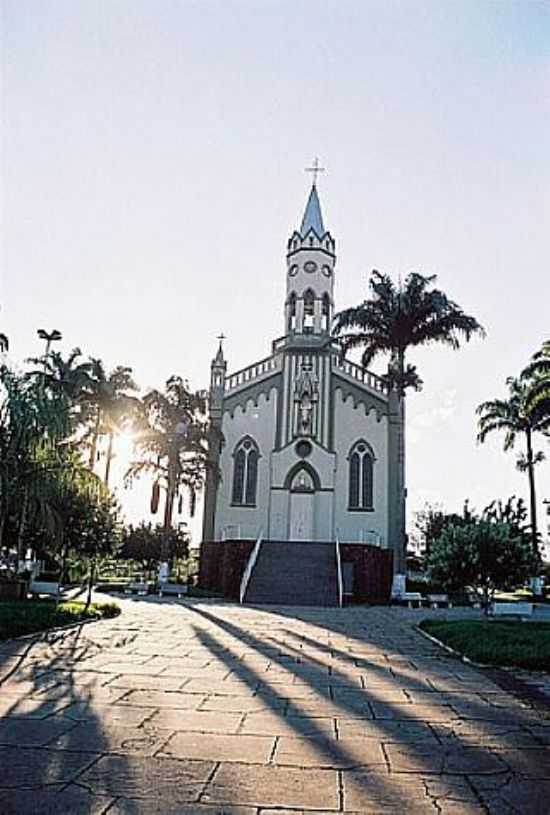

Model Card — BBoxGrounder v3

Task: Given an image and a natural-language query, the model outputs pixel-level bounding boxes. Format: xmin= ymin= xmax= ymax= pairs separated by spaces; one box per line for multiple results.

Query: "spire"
xmin=214 ymin=333 xmax=226 ymax=365
xmin=300 ymin=184 xmax=325 ymax=237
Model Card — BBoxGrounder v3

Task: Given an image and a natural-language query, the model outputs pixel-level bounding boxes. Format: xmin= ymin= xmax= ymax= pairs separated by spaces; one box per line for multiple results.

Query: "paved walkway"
xmin=0 ymin=597 xmax=549 ymax=814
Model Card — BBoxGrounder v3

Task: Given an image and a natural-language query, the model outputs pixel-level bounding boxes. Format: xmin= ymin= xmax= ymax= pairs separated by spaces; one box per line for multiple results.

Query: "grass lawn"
xmin=420 ymin=619 xmax=550 ymax=670
xmin=0 ymin=599 xmax=120 ymax=641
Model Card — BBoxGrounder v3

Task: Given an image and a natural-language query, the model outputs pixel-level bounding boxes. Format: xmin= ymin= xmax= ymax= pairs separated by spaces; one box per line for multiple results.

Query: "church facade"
xmin=200 ymin=184 xmax=400 ymax=604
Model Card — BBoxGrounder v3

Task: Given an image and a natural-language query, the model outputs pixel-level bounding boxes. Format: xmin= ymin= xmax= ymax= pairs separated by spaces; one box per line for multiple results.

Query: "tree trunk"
xmin=162 ymin=460 xmax=177 ymax=567
xmin=84 ymin=558 xmax=95 ymax=613
xmin=104 ymin=431 xmax=114 ymax=486
xmin=396 ymin=349 xmax=407 ymax=573
xmin=525 ymin=428 xmax=539 ymax=557
xmin=16 ymin=486 xmax=29 ymax=573
xmin=89 ymin=409 xmax=101 ymax=470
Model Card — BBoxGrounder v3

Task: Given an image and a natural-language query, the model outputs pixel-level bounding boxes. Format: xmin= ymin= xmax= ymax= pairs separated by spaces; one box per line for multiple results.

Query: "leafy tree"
xmin=427 ymin=516 xmax=535 ymax=612
xmin=127 ymin=376 xmax=212 ymax=568
xmin=477 ymin=376 xmax=550 ymax=554
xmin=333 ymin=270 xmax=485 ymax=569
xmin=414 ymin=501 xmax=476 ymax=556
xmin=119 ymin=522 xmax=189 ymax=579
xmin=0 ymin=333 xmax=8 ymax=353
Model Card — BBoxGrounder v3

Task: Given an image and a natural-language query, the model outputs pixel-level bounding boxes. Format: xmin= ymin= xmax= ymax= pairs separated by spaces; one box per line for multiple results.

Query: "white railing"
xmin=225 ymin=355 xmax=279 ymax=392
xmin=239 ymin=529 xmax=264 ymax=604
xmin=332 ymin=354 xmax=388 ymax=394
xmin=335 ymin=533 xmax=343 ymax=608
xmin=338 ymin=529 xmax=383 ymax=546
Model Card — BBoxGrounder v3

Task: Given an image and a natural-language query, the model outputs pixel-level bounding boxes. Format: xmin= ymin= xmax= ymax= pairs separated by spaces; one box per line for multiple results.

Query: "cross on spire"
xmin=305 ymin=157 xmax=325 ymax=187
xmin=217 ymin=332 xmax=226 ymax=348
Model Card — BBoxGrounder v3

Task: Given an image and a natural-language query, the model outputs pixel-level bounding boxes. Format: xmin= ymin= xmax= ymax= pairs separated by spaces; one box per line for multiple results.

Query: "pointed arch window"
xmin=303 ymin=289 xmax=315 ymax=330
xmin=348 ymin=441 xmax=374 ymax=510
xmin=232 ymin=437 xmax=260 ymax=506
xmin=288 ymin=292 xmax=297 ymax=332
xmin=322 ymin=293 xmax=330 ymax=331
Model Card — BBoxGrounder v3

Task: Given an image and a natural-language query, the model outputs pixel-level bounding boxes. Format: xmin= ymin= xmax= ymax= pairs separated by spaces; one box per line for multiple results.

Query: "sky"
xmin=2 ymin=0 xmax=550 ymax=540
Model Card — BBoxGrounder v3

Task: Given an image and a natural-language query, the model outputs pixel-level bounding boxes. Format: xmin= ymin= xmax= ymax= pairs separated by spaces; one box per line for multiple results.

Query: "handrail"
xmin=335 ymin=531 xmax=343 ymax=609
xmin=239 ymin=528 xmax=263 ymax=604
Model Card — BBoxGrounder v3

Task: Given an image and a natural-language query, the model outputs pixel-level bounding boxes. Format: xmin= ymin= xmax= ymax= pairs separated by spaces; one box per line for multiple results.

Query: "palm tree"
xmin=82 ymin=359 xmax=139 ymax=484
xmin=523 ymin=341 xmax=550 ymax=426
xmin=37 ymin=328 xmax=62 ymax=356
xmin=333 ymin=270 xmax=485 ymax=572
xmin=126 ymin=376 xmax=211 ymax=571
xmin=27 ymin=347 xmax=92 ymax=438
xmin=477 ymin=374 xmax=550 ymax=555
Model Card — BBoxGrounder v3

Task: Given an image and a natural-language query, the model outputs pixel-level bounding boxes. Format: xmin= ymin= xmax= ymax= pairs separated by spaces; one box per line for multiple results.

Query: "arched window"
xmin=288 ymin=292 xmax=297 ymax=332
xmin=303 ymin=289 xmax=315 ymax=330
xmin=348 ymin=441 xmax=374 ymax=510
xmin=232 ymin=437 xmax=259 ymax=506
xmin=322 ymin=293 xmax=330 ymax=331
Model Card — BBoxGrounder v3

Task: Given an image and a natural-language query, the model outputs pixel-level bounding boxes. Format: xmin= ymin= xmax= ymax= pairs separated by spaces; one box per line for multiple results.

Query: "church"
xmin=199 ymin=181 xmax=401 ymax=606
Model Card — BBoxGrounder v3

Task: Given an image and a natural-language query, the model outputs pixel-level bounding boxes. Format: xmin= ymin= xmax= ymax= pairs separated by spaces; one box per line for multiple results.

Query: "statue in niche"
xmin=294 ymin=363 xmax=318 ymax=437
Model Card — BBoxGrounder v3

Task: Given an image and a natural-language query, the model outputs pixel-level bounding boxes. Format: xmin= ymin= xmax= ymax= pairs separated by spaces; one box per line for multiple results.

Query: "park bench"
xmin=123 ymin=582 xmax=149 ymax=596
xmin=28 ymin=580 xmax=61 ymax=598
xmin=393 ymin=591 xmax=424 ymax=608
xmin=491 ymin=602 xmax=534 ymax=618
xmin=426 ymin=593 xmax=451 ymax=609
xmin=158 ymin=583 xmax=188 ymax=598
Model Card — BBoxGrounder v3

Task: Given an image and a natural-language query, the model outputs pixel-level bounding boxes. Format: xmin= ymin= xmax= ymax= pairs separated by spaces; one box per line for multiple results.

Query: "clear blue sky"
xmin=2 ymin=1 xmax=549 ymax=534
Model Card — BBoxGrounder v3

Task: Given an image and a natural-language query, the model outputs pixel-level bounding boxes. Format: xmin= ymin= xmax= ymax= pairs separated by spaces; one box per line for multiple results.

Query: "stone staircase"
xmin=243 ymin=540 xmax=339 ymax=607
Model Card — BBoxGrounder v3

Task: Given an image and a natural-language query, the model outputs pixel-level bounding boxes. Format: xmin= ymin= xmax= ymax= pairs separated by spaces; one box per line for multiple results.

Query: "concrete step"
xmin=244 ymin=540 xmax=339 ymax=608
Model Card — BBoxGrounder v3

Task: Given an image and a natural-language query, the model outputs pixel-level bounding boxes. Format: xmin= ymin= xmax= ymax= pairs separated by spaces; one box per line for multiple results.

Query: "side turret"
xmin=209 ymin=339 xmax=227 ymax=421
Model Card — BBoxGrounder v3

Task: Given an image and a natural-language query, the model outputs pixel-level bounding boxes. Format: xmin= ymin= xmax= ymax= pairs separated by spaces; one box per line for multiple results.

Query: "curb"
xmin=414 ymin=624 xmax=492 ymax=669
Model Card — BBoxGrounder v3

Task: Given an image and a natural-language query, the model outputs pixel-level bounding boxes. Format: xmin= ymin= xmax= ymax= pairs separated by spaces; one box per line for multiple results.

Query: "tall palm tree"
xmin=37 ymin=328 xmax=62 ymax=356
xmin=523 ymin=341 xmax=550 ymax=425
xmin=27 ymin=347 xmax=92 ymax=437
xmin=333 ymin=270 xmax=485 ymax=572
xmin=82 ymin=359 xmax=139 ymax=484
xmin=477 ymin=374 xmax=550 ymax=555
xmin=126 ymin=376 xmax=211 ymax=570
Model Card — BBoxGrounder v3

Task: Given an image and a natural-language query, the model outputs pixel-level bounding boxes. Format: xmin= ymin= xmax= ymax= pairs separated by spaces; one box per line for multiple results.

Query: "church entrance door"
xmin=289 ymin=492 xmax=314 ymax=540
xmin=288 ymin=468 xmax=316 ymax=541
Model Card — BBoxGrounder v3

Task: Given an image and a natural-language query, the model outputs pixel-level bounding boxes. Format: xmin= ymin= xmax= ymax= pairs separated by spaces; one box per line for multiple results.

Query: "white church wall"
xmin=333 ymin=389 xmax=389 ymax=546
xmin=215 ymin=388 xmax=278 ymax=540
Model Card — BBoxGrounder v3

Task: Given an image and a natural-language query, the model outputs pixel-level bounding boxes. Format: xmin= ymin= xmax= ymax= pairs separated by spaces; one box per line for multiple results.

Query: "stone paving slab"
xmin=160 ymin=731 xmax=275 ymax=762
xmin=0 ymin=717 xmax=76 ymax=747
xmin=0 ymin=785 xmax=113 ymax=815
xmin=202 ymin=763 xmax=340 ymax=810
xmin=48 ymin=722 xmax=168 ymax=755
xmin=342 ymin=771 xmax=485 ymax=813
xmin=0 ymin=745 xmax=96 ymax=789
xmin=77 ymin=754 xmax=214 ymax=800
xmin=274 ymin=734 xmax=387 ymax=768
xmin=1 ymin=598 xmax=549 ymax=812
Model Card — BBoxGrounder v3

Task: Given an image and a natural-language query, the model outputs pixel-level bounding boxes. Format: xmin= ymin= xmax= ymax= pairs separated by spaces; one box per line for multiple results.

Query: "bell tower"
xmin=285 ymin=175 xmax=336 ymax=337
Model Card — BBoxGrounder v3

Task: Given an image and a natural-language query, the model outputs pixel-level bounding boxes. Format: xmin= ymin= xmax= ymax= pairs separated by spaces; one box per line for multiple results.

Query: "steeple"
xmin=300 ymin=185 xmax=325 ymax=237
xmin=285 ymin=179 xmax=336 ymax=338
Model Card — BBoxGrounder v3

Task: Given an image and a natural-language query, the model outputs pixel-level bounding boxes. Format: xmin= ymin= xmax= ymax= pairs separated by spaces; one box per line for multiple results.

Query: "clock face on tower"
xmin=322 ymin=265 xmax=332 ymax=277
xmin=304 ymin=261 xmax=317 ymax=273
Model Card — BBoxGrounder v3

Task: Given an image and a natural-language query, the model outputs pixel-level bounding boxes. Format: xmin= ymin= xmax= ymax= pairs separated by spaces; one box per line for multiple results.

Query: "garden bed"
xmin=0 ymin=599 xmax=120 ymax=641
xmin=420 ymin=619 xmax=550 ymax=670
